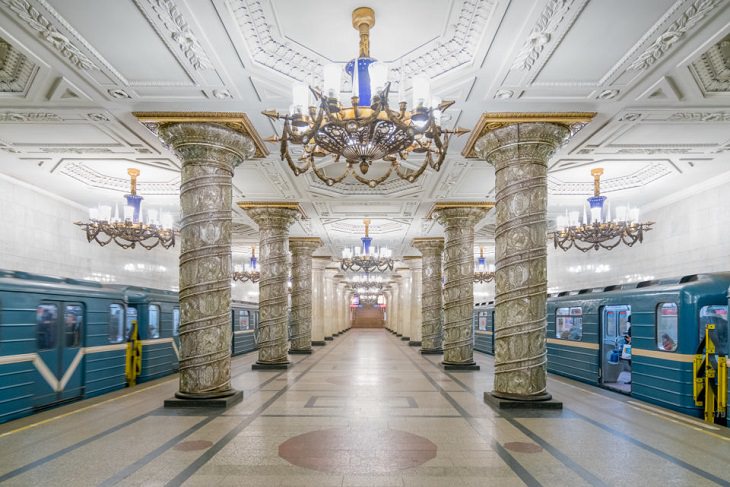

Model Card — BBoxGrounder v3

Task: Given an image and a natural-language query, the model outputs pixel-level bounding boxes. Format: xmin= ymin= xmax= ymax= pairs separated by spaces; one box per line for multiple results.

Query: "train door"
xmin=126 ymin=306 xmax=138 ymax=340
xmin=490 ymin=309 xmax=496 ymax=354
xmin=33 ymin=302 xmax=84 ymax=408
xmin=600 ymin=305 xmax=631 ymax=394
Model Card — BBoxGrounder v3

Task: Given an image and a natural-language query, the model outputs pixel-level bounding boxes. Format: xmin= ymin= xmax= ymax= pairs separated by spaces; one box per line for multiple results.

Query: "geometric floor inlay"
xmin=278 ymin=426 xmax=437 ymax=473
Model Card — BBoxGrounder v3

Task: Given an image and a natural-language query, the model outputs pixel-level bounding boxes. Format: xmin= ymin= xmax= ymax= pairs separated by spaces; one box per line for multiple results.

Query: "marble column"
xmin=390 ymin=279 xmax=400 ymax=336
xmin=434 ymin=205 xmax=489 ymax=370
xmin=242 ymin=204 xmax=300 ymax=369
xmin=406 ymin=257 xmax=423 ymax=346
xmin=324 ymin=268 xmax=337 ymax=340
xmin=412 ymin=238 xmax=444 ymax=354
xmin=288 ymin=237 xmax=322 ymax=354
xmin=384 ymin=290 xmax=392 ymax=331
xmin=474 ymin=115 xmax=591 ymax=405
xmin=397 ymin=266 xmax=412 ymax=341
xmin=156 ymin=122 xmax=254 ymax=407
xmin=335 ymin=278 xmax=346 ymax=335
xmin=311 ymin=257 xmax=329 ymax=345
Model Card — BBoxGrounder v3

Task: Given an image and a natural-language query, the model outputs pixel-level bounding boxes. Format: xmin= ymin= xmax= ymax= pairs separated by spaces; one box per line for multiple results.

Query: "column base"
xmin=252 ymin=362 xmax=291 ymax=370
xmin=325 ymin=336 xmax=334 ymax=341
xmin=484 ymin=391 xmax=562 ymax=410
xmin=442 ymin=362 xmax=480 ymax=371
xmin=409 ymin=340 xmax=422 ymax=347
xmin=400 ymin=336 xmax=410 ymax=341
xmin=311 ymin=340 xmax=326 ymax=346
xmin=396 ymin=333 xmax=402 ymax=337
xmin=420 ymin=348 xmax=443 ymax=355
xmin=164 ymin=390 xmax=243 ymax=409
xmin=289 ymin=349 xmax=313 ymax=354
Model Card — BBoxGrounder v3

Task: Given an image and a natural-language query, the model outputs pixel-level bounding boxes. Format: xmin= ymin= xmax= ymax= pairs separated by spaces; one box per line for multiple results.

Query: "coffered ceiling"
xmin=0 ymin=0 xmax=728 ymax=258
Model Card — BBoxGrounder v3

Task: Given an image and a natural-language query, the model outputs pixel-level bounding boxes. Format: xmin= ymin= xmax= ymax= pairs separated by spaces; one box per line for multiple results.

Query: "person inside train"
xmin=660 ymin=333 xmax=676 ymax=351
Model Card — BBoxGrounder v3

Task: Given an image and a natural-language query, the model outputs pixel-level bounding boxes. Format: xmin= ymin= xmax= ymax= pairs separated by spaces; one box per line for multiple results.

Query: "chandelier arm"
xmin=282 ymin=144 xmax=312 ymax=176
xmin=393 ymin=154 xmax=429 ymax=182
xmin=310 ymin=158 xmax=352 ymax=186
xmin=351 ymin=164 xmax=394 ymax=187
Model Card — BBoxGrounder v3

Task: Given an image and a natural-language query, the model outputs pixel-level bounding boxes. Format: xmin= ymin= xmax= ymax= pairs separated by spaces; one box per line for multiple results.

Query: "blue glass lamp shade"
xmin=587 ymin=195 xmax=607 ymax=210
xmin=250 ymin=255 xmax=257 ymax=270
xmin=345 ymin=57 xmax=376 ymax=106
xmin=361 ymin=235 xmax=372 ymax=255
xmin=124 ymin=194 xmax=143 ymax=223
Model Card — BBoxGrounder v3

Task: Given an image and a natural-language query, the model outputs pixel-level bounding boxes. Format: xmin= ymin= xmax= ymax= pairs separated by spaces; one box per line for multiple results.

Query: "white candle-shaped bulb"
xmin=99 ymin=205 xmax=112 ymax=222
xmin=89 ymin=207 xmax=99 ymax=220
xmin=112 ymin=204 xmax=120 ymax=223
xmin=323 ymin=63 xmax=341 ymax=99
xmin=292 ymin=82 xmax=308 ymax=112
xmin=161 ymin=212 xmax=174 ymax=229
xmin=369 ymin=62 xmax=388 ymax=94
xmin=556 ymin=215 xmax=568 ymax=229
xmin=569 ymin=211 xmax=579 ymax=227
xmin=583 ymin=204 xmax=588 ymax=225
xmin=412 ymin=74 xmax=430 ymax=108
xmin=629 ymin=208 xmax=640 ymax=223
xmin=615 ymin=206 xmax=627 ymax=222
xmin=590 ymin=207 xmax=601 ymax=224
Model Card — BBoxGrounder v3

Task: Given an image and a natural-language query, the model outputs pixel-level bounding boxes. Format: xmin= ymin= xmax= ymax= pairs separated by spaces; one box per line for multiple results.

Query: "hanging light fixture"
xmin=340 ymin=219 xmax=394 ymax=273
xmin=75 ymin=168 xmax=175 ymax=250
xmin=473 ymin=247 xmax=495 ymax=283
xmin=262 ymin=7 xmax=468 ymax=188
xmin=233 ymin=247 xmax=261 ymax=283
xmin=549 ymin=168 xmax=654 ymax=252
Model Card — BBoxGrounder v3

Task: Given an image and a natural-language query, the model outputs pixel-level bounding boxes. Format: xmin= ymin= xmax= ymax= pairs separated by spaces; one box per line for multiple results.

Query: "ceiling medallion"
xmin=75 ymin=168 xmax=175 ymax=250
xmin=549 ymin=168 xmax=654 ymax=252
xmin=263 ymin=7 xmax=468 ymax=188
xmin=340 ymin=219 xmax=394 ymax=273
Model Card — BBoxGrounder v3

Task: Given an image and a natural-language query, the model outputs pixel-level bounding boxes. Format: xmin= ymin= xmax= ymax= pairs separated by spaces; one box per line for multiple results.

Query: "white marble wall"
xmin=0 ymin=175 xmax=179 ymax=290
xmin=548 ymin=182 xmax=730 ymax=292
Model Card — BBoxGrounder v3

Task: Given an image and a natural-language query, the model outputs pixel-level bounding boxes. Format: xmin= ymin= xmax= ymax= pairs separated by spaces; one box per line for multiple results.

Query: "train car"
xmin=0 ymin=270 xmax=130 ymax=423
xmin=232 ymin=300 xmax=258 ymax=355
xmin=111 ymin=285 xmax=180 ymax=383
xmin=545 ymin=272 xmax=730 ymax=418
xmin=473 ymin=302 xmax=494 ymax=354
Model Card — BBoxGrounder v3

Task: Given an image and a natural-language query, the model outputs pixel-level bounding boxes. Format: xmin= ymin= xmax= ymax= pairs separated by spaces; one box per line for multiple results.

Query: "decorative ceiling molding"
xmin=227 ymin=0 xmax=496 ymax=85
xmin=138 ymin=0 xmax=212 ymax=71
xmin=0 ymin=34 xmax=37 ymax=94
xmin=667 ymin=111 xmax=730 ymax=121
xmin=326 ymin=221 xmax=405 ymax=236
xmin=547 ymin=162 xmax=673 ymax=194
xmin=627 ymin=0 xmax=724 ymax=72
xmin=1 ymin=0 xmax=98 ymax=70
xmin=0 ymin=111 xmax=60 ymax=121
xmin=59 ymin=161 xmax=180 ymax=194
xmin=690 ymin=34 xmax=730 ymax=94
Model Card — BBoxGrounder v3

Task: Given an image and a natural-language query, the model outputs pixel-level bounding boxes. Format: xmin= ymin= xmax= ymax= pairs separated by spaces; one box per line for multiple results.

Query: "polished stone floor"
xmin=0 ymin=329 xmax=728 ymax=486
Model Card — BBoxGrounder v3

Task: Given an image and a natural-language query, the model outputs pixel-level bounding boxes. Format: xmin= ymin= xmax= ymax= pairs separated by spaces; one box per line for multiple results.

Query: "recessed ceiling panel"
xmin=0 ymin=123 xmax=117 ymax=145
xmin=611 ymin=123 xmax=730 ymax=146
xmin=535 ymin=0 xmax=675 ymax=84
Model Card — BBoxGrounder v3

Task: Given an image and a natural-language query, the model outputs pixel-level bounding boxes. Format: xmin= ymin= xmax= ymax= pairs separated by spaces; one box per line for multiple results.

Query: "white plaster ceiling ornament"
xmin=60 ymin=161 xmax=180 ymax=195
xmin=0 ymin=35 xmax=37 ymax=94
xmin=261 ymin=7 xmax=470 ymax=188
xmin=690 ymin=34 xmax=730 ymax=94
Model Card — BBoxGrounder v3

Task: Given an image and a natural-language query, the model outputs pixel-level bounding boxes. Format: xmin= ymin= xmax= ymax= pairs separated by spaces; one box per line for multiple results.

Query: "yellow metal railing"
xmin=693 ymin=323 xmax=728 ymax=424
xmin=125 ymin=320 xmax=142 ymax=386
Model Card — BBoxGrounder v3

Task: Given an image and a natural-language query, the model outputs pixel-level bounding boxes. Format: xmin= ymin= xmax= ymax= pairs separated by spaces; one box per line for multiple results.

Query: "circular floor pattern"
xmin=279 ymin=427 xmax=437 ymax=474
xmin=174 ymin=440 xmax=213 ymax=451
xmin=503 ymin=441 xmax=543 ymax=453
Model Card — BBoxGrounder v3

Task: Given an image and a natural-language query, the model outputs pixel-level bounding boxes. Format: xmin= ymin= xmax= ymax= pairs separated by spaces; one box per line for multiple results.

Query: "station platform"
xmin=0 ymin=329 xmax=728 ymax=486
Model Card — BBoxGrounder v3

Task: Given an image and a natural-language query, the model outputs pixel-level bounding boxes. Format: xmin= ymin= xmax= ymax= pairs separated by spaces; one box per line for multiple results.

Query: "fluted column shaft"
xmin=390 ymin=282 xmax=400 ymax=335
xmin=157 ymin=123 xmax=252 ymax=399
xmin=336 ymin=280 xmax=346 ymax=333
xmin=245 ymin=207 xmax=299 ymax=366
xmin=289 ymin=238 xmax=321 ymax=352
xmin=477 ymin=122 xmax=570 ymax=400
xmin=435 ymin=207 xmax=488 ymax=366
xmin=412 ymin=238 xmax=444 ymax=352
xmin=311 ymin=258 xmax=329 ymax=343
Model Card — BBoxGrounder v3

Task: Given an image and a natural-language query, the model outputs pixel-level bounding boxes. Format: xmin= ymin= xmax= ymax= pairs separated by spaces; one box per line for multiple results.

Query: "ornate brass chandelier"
xmin=233 ymin=247 xmax=260 ymax=283
xmin=549 ymin=168 xmax=654 ymax=252
xmin=75 ymin=168 xmax=175 ymax=250
xmin=349 ymin=274 xmax=385 ymax=292
xmin=340 ymin=219 xmax=394 ymax=273
xmin=262 ymin=7 xmax=467 ymax=188
xmin=473 ymin=247 xmax=495 ymax=283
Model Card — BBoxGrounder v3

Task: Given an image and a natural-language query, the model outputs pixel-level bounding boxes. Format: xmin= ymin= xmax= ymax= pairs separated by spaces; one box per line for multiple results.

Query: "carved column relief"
xmin=243 ymin=205 xmax=299 ymax=368
xmin=477 ymin=122 xmax=571 ymax=401
xmin=289 ymin=238 xmax=321 ymax=353
xmin=434 ymin=207 xmax=488 ymax=368
xmin=157 ymin=122 xmax=253 ymax=401
xmin=412 ymin=238 xmax=444 ymax=353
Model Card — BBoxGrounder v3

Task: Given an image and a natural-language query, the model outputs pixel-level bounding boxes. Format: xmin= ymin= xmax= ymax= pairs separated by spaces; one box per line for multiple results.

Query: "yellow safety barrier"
xmin=693 ymin=323 xmax=728 ymax=425
xmin=125 ymin=320 xmax=142 ymax=387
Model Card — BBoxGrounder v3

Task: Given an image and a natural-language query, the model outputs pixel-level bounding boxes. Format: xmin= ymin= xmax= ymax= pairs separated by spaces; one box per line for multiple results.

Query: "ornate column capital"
xmin=431 ymin=203 xmax=493 ymax=228
xmin=240 ymin=202 xmax=304 ymax=229
xmin=411 ymin=237 xmax=444 ymax=256
xmin=289 ymin=237 xmax=323 ymax=253
xmin=461 ymin=112 xmax=595 ymax=159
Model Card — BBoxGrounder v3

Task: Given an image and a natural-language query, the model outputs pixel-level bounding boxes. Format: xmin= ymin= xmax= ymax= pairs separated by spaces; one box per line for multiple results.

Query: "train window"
xmin=604 ymin=306 xmax=631 ymax=338
xmin=699 ymin=305 xmax=727 ymax=342
xmin=64 ymin=305 xmax=83 ymax=348
xmin=148 ymin=305 xmax=160 ymax=339
xmin=109 ymin=304 xmax=125 ymax=343
xmin=36 ymin=304 xmax=58 ymax=350
xmin=126 ymin=307 xmax=137 ymax=339
xmin=656 ymin=303 xmax=678 ymax=352
xmin=172 ymin=307 xmax=180 ymax=337
xmin=478 ymin=312 xmax=487 ymax=331
xmin=238 ymin=310 xmax=250 ymax=331
xmin=556 ymin=307 xmax=583 ymax=341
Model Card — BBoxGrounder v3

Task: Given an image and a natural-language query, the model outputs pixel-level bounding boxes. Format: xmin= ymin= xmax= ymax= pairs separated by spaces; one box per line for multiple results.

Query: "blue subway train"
xmin=0 ymin=269 xmax=258 ymax=424
xmin=474 ymin=272 xmax=730 ymax=421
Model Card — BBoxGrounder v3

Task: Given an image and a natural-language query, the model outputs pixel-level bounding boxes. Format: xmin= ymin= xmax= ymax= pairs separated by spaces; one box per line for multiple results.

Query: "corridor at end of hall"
xmin=0 ymin=329 xmax=728 ymax=487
